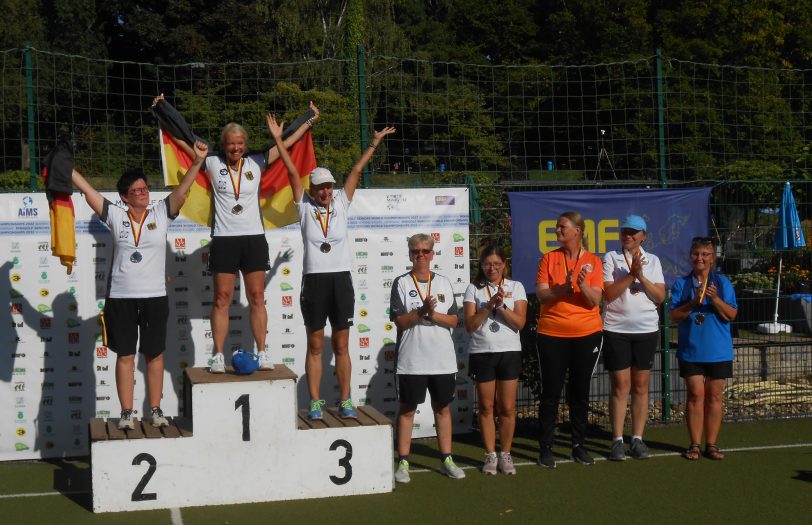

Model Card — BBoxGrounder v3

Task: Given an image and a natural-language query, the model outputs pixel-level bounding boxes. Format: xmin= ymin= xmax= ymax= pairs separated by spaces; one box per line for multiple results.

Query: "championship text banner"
xmin=508 ymin=188 xmax=712 ymax=291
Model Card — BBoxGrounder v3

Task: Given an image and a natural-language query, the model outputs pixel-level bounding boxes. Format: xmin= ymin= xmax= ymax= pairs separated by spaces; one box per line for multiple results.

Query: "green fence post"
xmin=661 ymin=291 xmax=672 ymax=423
xmin=655 ymin=48 xmax=667 ymax=189
xmin=356 ymin=44 xmax=370 ymax=188
xmin=24 ymin=41 xmax=37 ymax=191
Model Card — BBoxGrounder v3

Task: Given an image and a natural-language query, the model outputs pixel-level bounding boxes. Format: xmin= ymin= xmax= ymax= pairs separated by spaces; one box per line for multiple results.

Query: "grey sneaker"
xmin=209 ymin=352 xmax=225 ymax=373
xmin=117 ymin=409 xmax=135 ymax=431
xmin=608 ymin=439 xmax=626 ymax=461
xmin=258 ymin=350 xmax=274 ymax=370
xmin=394 ymin=459 xmax=410 ymax=483
xmin=571 ymin=445 xmax=595 ymax=465
xmin=630 ymin=438 xmax=650 ymax=459
xmin=481 ymin=453 xmax=498 ymax=475
xmin=150 ymin=407 xmax=169 ymax=428
xmin=537 ymin=446 xmax=556 ymax=469
xmin=441 ymin=457 xmax=466 ymax=479
xmin=498 ymin=452 xmax=517 ymax=475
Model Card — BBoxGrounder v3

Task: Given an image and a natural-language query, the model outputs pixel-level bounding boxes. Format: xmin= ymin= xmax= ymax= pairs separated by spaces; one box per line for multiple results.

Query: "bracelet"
xmin=369 ymin=143 xmax=377 ymax=149
xmin=306 ymin=118 xmax=314 ymax=128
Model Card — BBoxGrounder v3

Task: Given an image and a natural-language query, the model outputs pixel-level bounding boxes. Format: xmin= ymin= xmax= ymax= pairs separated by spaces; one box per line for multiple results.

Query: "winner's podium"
xmin=89 ymin=366 xmax=393 ymax=513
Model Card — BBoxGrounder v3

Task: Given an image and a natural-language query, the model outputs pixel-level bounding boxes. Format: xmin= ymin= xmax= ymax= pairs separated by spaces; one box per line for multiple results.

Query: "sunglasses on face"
xmin=410 ymin=249 xmax=432 ymax=256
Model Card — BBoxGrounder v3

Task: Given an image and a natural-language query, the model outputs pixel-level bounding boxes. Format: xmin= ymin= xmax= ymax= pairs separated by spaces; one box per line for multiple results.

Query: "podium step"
xmin=297 ymin=405 xmax=392 ymax=430
xmin=89 ymin=417 xmax=193 ymax=441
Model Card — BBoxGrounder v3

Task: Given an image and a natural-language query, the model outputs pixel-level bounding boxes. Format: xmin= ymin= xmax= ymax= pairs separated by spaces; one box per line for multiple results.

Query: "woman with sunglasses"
xmin=70 ymin=136 xmax=202 ymax=430
xmin=602 ymin=215 xmax=665 ymax=461
xmin=535 ymin=211 xmax=604 ymax=468
xmin=463 ymin=245 xmax=527 ymax=475
xmin=389 ymin=233 xmax=465 ymax=483
xmin=269 ymin=113 xmax=396 ymax=420
xmin=669 ymin=236 xmax=737 ymax=461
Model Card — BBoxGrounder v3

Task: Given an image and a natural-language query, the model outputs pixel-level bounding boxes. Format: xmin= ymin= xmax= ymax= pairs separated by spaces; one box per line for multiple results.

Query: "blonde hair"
xmin=220 ymin=123 xmax=248 ymax=149
xmin=407 ymin=233 xmax=434 ymax=251
xmin=560 ymin=211 xmax=588 ymax=248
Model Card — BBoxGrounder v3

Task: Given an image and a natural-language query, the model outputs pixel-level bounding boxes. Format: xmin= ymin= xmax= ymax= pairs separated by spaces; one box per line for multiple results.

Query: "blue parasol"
xmin=761 ymin=182 xmax=807 ymax=333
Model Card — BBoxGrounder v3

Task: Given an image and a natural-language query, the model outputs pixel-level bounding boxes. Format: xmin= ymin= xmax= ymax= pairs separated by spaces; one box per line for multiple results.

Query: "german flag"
xmin=43 ymin=136 xmax=76 ymax=274
xmin=156 ymin=102 xmax=317 ymax=228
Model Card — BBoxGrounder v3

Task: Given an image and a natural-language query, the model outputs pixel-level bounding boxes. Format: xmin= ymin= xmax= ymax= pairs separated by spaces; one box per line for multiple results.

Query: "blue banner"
xmin=508 ymin=188 xmax=712 ymax=291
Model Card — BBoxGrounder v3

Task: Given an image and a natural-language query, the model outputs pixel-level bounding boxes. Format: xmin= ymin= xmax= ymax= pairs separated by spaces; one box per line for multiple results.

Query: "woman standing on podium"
xmin=71 ymin=132 xmax=202 ymax=430
xmin=668 ymin=236 xmax=737 ymax=461
xmin=268 ymin=112 xmax=395 ymax=420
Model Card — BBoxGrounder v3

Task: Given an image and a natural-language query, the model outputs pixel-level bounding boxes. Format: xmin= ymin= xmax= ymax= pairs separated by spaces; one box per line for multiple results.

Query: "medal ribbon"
xmin=563 ymin=248 xmax=583 ymax=284
xmin=410 ymin=272 xmax=431 ymax=303
xmin=227 ymin=158 xmax=243 ymax=201
xmin=315 ymin=203 xmax=330 ymax=239
xmin=485 ymin=278 xmax=504 ymax=318
xmin=127 ymin=209 xmax=149 ymax=248
xmin=694 ymin=272 xmax=710 ymax=304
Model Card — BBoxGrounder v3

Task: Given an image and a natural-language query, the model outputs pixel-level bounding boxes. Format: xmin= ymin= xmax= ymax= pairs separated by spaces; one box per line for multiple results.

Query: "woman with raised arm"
xmin=269 ymin=113 xmax=396 ymax=419
xmin=153 ymin=95 xmax=319 ymax=374
xmin=669 ymin=236 xmax=737 ymax=461
xmin=535 ymin=211 xmax=604 ymax=468
xmin=71 ymin=135 xmax=202 ymax=430
xmin=602 ymin=215 xmax=666 ymax=461
xmin=463 ymin=245 xmax=527 ymax=475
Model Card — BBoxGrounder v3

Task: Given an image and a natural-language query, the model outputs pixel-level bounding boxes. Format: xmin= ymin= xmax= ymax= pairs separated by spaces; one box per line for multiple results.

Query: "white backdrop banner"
xmin=1 ymin=187 xmax=471 ymax=460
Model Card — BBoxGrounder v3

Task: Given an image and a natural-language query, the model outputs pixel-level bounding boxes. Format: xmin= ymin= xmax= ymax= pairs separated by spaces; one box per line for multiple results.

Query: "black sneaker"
xmin=571 ymin=445 xmax=595 ymax=465
xmin=537 ymin=446 xmax=556 ymax=469
xmin=630 ymin=438 xmax=650 ymax=459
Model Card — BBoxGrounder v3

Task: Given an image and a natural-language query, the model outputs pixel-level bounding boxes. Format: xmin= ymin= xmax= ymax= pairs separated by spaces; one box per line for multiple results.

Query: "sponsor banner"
xmin=508 ymin=188 xmax=712 ymax=291
xmin=0 ymin=188 xmax=469 ymax=459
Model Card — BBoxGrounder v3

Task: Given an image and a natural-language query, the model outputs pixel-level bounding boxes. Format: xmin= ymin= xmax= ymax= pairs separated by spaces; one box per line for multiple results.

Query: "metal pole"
xmin=661 ymin=293 xmax=672 ymax=423
xmin=356 ymin=44 xmax=370 ymax=188
xmin=655 ymin=48 xmax=668 ymax=188
xmin=24 ymin=41 xmax=37 ymax=191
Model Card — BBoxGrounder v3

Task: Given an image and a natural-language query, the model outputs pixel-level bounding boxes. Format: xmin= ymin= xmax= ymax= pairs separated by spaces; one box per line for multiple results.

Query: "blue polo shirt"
xmin=669 ymin=273 xmax=738 ymax=363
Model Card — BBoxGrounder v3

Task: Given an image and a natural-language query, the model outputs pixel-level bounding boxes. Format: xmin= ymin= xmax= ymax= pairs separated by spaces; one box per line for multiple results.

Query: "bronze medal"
xmin=232 ymin=204 xmax=243 ymax=215
xmin=695 ymin=313 xmax=705 ymax=325
xmin=320 ymin=242 xmax=331 ymax=253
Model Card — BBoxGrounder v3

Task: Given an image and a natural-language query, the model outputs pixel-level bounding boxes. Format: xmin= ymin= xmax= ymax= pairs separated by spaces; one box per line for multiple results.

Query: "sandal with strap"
xmin=704 ymin=443 xmax=725 ymax=460
xmin=682 ymin=443 xmax=701 ymax=461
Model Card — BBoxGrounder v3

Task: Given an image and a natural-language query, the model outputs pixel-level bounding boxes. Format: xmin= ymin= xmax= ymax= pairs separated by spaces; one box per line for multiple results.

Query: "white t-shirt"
xmin=389 ymin=272 xmax=458 ymax=375
xmin=103 ymin=197 xmax=176 ymax=299
xmin=205 ymin=155 xmax=265 ymax=237
xmin=602 ymin=247 xmax=664 ymax=333
xmin=463 ymin=278 xmax=527 ymax=354
xmin=295 ymin=190 xmax=352 ymax=274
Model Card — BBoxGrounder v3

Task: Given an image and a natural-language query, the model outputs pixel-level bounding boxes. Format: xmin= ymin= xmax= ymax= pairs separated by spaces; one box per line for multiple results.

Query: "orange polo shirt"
xmin=535 ymin=248 xmax=604 ymax=337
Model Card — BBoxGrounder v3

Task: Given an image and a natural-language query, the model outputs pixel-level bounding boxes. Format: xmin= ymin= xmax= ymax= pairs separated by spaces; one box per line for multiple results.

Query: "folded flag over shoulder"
xmin=154 ymin=101 xmax=317 ymax=228
xmin=42 ymin=136 xmax=76 ymax=274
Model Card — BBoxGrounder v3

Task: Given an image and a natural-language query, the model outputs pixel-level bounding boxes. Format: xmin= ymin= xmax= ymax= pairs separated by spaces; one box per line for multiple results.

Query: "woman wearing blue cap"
xmin=602 ymin=215 xmax=665 ymax=461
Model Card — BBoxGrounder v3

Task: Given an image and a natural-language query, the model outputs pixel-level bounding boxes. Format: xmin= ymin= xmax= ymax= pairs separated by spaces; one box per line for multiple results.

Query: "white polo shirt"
xmin=102 ymin=197 xmax=175 ymax=299
xmin=602 ymin=247 xmax=664 ymax=333
xmin=463 ymin=278 xmax=527 ymax=354
xmin=205 ymin=155 xmax=265 ymax=236
xmin=390 ymin=272 xmax=458 ymax=375
xmin=295 ymin=190 xmax=352 ymax=274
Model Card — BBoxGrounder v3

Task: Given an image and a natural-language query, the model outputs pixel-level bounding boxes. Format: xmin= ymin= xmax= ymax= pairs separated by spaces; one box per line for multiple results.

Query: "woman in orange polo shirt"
xmin=535 ymin=211 xmax=604 ymax=468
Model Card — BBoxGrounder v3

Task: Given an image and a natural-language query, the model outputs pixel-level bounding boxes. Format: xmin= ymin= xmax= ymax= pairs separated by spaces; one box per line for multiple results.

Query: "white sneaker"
xmin=482 ymin=453 xmax=498 ymax=475
xmin=150 ymin=407 xmax=169 ymax=428
xmin=258 ymin=350 xmax=274 ymax=370
xmin=498 ymin=452 xmax=517 ymax=475
xmin=117 ymin=409 xmax=135 ymax=431
xmin=441 ymin=457 xmax=466 ymax=479
xmin=209 ymin=352 xmax=225 ymax=373
xmin=394 ymin=459 xmax=410 ymax=483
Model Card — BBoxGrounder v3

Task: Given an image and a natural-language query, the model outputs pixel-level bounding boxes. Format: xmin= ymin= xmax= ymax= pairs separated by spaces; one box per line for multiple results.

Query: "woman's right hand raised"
xmin=266 ymin=113 xmax=284 ymax=140
xmin=193 ymin=140 xmax=208 ymax=162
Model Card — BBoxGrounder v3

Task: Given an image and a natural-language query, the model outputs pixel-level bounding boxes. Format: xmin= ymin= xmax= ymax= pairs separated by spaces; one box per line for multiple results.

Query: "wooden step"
xmin=89 ymin=416 xmax=194 ymax=441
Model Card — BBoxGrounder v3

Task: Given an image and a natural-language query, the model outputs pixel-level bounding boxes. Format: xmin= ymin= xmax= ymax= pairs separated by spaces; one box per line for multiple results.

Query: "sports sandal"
xmin=704 ymin=443 xmax=725 ymax=460
xmin=682 ymin=443 xmax=701 ymax=461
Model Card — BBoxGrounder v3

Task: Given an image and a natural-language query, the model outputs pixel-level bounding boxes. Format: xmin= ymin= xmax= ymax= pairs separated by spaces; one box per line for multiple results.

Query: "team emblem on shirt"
xmin=245 ymin=171 xmax=254 ymax=181
xmin=408 ymin=290 xmax=418 ymax=297
xmin=147 ymin=222 xmax=157 ymax=230
xmin=437 ymin=293 xmax=445 ymax=302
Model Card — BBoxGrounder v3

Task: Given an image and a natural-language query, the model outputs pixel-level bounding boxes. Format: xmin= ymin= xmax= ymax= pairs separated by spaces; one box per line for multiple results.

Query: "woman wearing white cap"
xmin=602 ymin=214 xmax=665 ymax=461
xmin=269 ymin=114 xmax=396 ymax=419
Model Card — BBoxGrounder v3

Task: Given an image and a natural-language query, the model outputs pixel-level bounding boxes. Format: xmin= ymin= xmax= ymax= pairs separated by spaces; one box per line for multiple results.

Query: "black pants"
xmin=536 ymin=331 xmax=603 ymax=448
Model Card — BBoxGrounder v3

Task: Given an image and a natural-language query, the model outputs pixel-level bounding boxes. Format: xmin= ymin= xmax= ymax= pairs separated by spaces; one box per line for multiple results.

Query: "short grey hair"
xmin=407 ymin=233 xmax=434 ymax=251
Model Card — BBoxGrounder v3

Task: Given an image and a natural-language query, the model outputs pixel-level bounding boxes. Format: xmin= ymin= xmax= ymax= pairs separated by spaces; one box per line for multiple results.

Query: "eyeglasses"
xmin=128 ymin=186 xmax=149 ymax=195
xmin=482 ymin=262 xmax=504 ymax=269
xmin=410 ymin=249 xmax=433 ymax=256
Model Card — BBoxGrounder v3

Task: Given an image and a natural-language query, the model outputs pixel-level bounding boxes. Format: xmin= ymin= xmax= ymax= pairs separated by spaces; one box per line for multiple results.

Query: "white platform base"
xmin=757 ymin=322 xmax=792 ymax=334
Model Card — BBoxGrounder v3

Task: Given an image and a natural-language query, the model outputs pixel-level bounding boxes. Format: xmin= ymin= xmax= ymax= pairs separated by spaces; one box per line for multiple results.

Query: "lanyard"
xmin=315 ymin=203 xmax=330 ymax=239
xmin=227 ymin=158 xmax=243 ymax=201
xmin=410 ymin=272 xmax=431 ymax=302
xmin=127 ymin=209 xmax=149 ymax=247
xmin=693 ymin=273 xmax=710 ymax=303
xmin=563 ymin=248 xmax=583 ymax=277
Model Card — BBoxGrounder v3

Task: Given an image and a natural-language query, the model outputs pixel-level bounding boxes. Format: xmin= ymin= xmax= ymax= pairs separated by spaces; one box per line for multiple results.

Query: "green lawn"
xmin=1 ymin=418 xmax=811 ymax=524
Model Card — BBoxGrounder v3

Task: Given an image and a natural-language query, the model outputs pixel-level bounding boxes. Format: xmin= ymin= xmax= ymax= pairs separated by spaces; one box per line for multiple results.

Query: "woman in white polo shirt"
xmin=268 ymin=113 xmax=395 ymax=419
xmin=463 ymin=245 xmax=527 ymax=475
xmin=70 ymin=138 xmax=202 ymax=430
xmin=602 ymin=215 xmax=665 ymax=461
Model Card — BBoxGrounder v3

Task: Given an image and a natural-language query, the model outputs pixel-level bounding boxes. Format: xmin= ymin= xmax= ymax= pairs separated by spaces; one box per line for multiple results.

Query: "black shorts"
xmin=603 ymin=330 xmax=659 ymax=371
xmin=102 ymin=297 xmax=169 ymax=357
xmin=209 ymin=234 xmax=270 ymax=274
xmin=300 ymin=272 xmax=355 ymax=331
xmin=468 ymin=351 xmax=522 ymax=382
xmin=397 ymin=373 xmax=456 ymax=406
xmin=679 ymin=360 xmax=733 ymax=379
